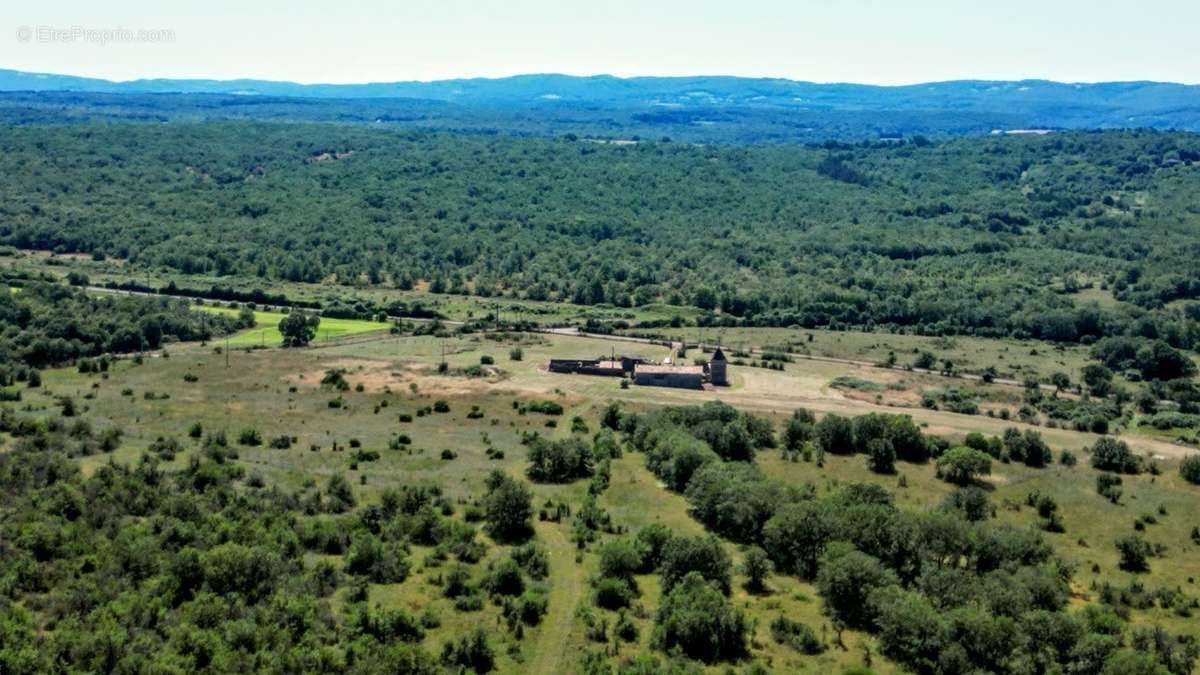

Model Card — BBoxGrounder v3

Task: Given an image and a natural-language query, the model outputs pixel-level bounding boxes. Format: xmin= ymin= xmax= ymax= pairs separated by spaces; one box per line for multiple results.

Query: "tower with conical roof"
xmin=709 ymin=346 xmax=728 ymax=386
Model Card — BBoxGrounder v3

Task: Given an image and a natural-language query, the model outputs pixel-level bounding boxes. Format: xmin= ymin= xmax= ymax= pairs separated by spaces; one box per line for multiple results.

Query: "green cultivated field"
xmin=197 ymin=305 xmax=390 ymax=346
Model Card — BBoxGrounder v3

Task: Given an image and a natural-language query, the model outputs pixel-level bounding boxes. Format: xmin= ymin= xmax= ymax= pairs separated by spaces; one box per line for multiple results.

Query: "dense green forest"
xmin=0 ymin=282 xmax=235 ymax=372
xmin=1 ymin=124 xmax=1199 ymax=350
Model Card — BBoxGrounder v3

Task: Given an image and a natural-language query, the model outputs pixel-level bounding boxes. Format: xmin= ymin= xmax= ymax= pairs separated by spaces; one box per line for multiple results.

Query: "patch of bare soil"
xmin=307 ymin=151 xmax=354 ymax=163
xmin=842 ymin=387 xmax=922 ymax=407
xmin=292 ymin=358 xmax=393 ymax=389
xmin=295 ymin=358 xmax=511 ymax=396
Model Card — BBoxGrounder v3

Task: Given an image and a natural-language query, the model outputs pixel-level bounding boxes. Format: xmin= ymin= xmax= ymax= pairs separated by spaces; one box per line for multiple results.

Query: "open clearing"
xmin=197 ymin=305 xmax=390 ymax=346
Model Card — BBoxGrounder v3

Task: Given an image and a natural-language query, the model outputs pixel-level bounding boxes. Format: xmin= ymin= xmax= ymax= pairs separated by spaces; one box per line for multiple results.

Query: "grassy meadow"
xmin=11 ymin=325 xmax=1197 ymax=673
xmin=196 ymin=305 xmax=390 ymax=346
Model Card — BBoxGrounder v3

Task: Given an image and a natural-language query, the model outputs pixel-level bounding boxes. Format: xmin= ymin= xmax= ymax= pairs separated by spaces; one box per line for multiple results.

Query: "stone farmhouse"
xmin=549 ymin=347 xmax=728 ymax=389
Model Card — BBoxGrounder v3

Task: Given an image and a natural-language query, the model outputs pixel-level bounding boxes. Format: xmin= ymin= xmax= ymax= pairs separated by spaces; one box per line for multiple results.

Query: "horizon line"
xmin=3 ymin=66 xmax=1198 ymax=89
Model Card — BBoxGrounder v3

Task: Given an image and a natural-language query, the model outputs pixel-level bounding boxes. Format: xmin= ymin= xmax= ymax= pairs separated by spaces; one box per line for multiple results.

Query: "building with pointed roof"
xmin=709 ymin=346 xmax=728 ymax=386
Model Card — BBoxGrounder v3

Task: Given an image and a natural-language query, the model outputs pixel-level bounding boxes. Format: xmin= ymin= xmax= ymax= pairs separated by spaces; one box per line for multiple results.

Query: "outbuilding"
xmin=632 ymin=364 xmax=705 ymax=389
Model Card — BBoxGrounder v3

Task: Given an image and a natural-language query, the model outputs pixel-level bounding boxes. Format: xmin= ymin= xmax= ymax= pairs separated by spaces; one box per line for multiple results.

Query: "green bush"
xmin=1115 ymin=535 xmax=1152 ymax=572
xmin=594 ymin=576 xmax=634 ymax=609
xmin=238 ymin=428 xmax=263 ymax=446
xmin=1179 ymin=454 xmax=1200 ymax=485
xmin=770 ymin=615 xmax=825 ymax=655
xmin=440 ymin=627 xmax=494 ymax=673
xmin=526 ymin=400 xmax=564 ymax=415
xmin=937 ymin=446 xmax=992 ymax=485
xmin=652 ymin=571 xmax=748 ymax=663
xmin=1089 ymin=437 xmax=1142 ymax=474
xmin=815 ymin=542 xmax=898 ymax=629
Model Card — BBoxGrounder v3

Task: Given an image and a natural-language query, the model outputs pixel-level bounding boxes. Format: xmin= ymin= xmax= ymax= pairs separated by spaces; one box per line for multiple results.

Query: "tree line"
xmin=1 ymin=124 xmax=1199 ymax=351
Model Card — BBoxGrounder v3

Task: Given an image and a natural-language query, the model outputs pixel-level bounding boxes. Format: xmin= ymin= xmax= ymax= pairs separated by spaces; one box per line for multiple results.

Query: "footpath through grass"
xmin=197 ymin=306 xmax=389 ymax=346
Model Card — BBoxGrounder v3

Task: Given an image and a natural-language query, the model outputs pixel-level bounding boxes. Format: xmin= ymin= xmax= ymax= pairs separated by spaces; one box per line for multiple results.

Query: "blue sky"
xmin=3 ymin=0 xmax=1199 ymax=84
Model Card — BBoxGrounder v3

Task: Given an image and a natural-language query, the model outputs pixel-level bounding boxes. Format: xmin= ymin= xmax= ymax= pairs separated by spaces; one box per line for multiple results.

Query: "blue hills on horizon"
xmin=1 ymin=68 xmax=1197 ymax=140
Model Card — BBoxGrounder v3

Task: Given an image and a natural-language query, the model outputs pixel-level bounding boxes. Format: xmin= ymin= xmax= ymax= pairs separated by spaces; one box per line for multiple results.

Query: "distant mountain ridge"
xmin=2 ymin=68 xmax=1196 ymax=109
xmin=1 ymin=68 xmax=1198 ymax=140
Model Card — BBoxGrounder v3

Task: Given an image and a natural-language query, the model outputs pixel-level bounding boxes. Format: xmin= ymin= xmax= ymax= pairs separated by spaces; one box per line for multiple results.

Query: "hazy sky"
xmin=3 ymin=0 xmax=1198 ymax=84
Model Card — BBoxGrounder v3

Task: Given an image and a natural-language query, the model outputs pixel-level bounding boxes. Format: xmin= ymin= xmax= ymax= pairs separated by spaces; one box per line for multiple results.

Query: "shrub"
xmin=762 ymin=500 xmax=837 ymax=579
xmin=453 ymin=594 xmax=483 ymax=612
xmin=815 ymin=542 xmax=898 ymax=629
xmin=480 ymin=354 xmax=494 ymax=365
xmin=814 ymin=414 xmax=855 ymax=455
xmin=740 ymin=546 xmax=773 ymax=592
xmin=594 ymin=576 xmax=634 ymax=609
xmin=866 ymin=437 xmax=896 ymax=474
xmin=148 ymin=436 xmax=183 ymax=460
xmin=484 ymin=558 xmax=524 ymax=597
xmin=1179 ymin=454 xmax=1200 ymax=485
xmin=433 ymin=400 xmax=450 ymax=413
xmin=238 ymin=428 xmax=263 ymax=446
xmin=651 ymin=571 xmax=748 ymax=663
xmin=509 ymin=347 xmax=523 ymax=361
xmin=660 ymin=535 xmax=732 ymax=595
xmin=440 ymin=627 xmax=494 ymax=673
xmin=1089 ymin=437 xmax=1142 ymax=474
xmin=526 ymin=400 xmax=564 ymax=415
xmin=614 ymin=610 xmax=639 ymax=642
xmin=443 ymin=565 xmax=473 ymax=598
xmin=1096 ymin=473 xmax=1124 ymax=503
xmin=325 ymin=474 xmax=357 ymax=513
xmin=511 ymin=543 xmax=550 ymax=580
xmin=321 ymin=368 xmax=350 ymax=391
xmin=783 ymin=408 xmax=816 ymax=452
xmin=1115 ymin=535 xmax=1152 ymax=572
xmin=526 ymin=437 xmax=594 ymax=483
xmin=597 ymin=538 xmax=645 ymax=583
xmin=345 ymin=533 xmax=410 ymax=583
xmin=483 ymin=471 xmax=533 ymax=542
xmin=636 ymin=524 xmax=673 ymax=573
xmin=770 ymin=616 xmax=825 ymax=655
xmin=513 ymin=590 xmax=548 ymax=625
xmin=941 ymin=487 xmax=990 ymax=522
xmin=937 ymin=446 xmax=992 ymax=485
xmin=269 ymin=435 xmax=292 ymax=449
